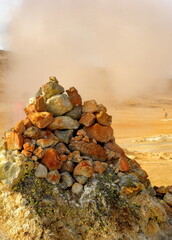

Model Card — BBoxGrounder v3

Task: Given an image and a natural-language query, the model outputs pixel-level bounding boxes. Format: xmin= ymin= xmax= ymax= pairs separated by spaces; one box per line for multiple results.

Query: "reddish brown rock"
xmin=118 ymin=156 xmax=131 ymax=172
xmin=6 ymin=131 xmax=23 ymax=150
xmin=28 ymin=112 xmax=54 ymax=129
xmin=104 ymin=142 xmax=125 ymax=157
xmin=59 ymin=154 xmax=67 ymax=163
xmin=21 ymin=150 xmax=32 ymax=157
xmin=77 ymin=129 xmax=86 ymax=136
xmin=84 ymin=123 xmax=113 ymax=143
xmin=69 ymin=140 xmax=107 ymax=161
xmin=23 ymin=118 xmax=32 ymax=128
xmin=94 ymin=161 xmax=107 ymax=174
xmin=71 ymin=135 xmax=83 ymax=141
xmin=156 ymin=186 xmax=168 ymax=195
xmin=36 ymin=139 xmax=58 ymax=148
xmin=41 ymin=148 xmax=62 ymax=170
xmin=73 ymin=160 xmax=94 ymax=178
xmin=33 ymin=147 xmax=46 ymax=159
xmin=14 ymin=120 xmax=25 ymax=134
xmin=79 ymin=112 xmax=95 ymax=127
xmin=82 ymin=100 xmax=98 ymax=113
xmin=23 ymin=142 xmax=35 ymax=152
xmin=83 ymin=136 xmax=90 ymax=142
xmin=35 ymin=96 xmax=47 ymax=112
xmin=66 ymin=87 xmax=82 ymax=106
xmin=96 ymin=111 xmax=112 ymax=126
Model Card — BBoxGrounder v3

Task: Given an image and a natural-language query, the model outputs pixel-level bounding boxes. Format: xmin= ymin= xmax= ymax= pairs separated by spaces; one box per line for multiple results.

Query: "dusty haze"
xmin=5 ymin=0 xmax=172 ymax=107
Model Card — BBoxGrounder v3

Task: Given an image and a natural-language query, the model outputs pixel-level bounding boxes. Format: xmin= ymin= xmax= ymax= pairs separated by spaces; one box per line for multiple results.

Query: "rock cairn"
xmin=0 ymin=77 xmax=171 ymax=240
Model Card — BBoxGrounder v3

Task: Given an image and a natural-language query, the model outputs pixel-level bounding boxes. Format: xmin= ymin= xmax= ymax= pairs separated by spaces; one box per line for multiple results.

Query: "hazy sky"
xmin=2 ymin=0 xmax=172 ymax=108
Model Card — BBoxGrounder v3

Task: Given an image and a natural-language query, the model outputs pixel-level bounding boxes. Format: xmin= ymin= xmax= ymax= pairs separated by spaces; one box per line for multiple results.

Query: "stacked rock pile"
xmin=1 ymin=76 xmax=147 ymax=193
xmin=0 ymin=77 xmax=172 ymax=240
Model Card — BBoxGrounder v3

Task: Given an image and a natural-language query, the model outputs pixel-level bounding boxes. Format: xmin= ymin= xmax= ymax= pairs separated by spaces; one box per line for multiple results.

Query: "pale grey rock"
xmin=74 ymin=175 xmax=88 ymax=184
xmin=46 ymin=94 xmax=73 ymax=116
xmin=46 ymin=170 xmax=61 ymax=185
xmin=60 ymin=172 xmax=74 ymax=189
xmin=54 ymin=129 xmax=73 ymax=144
xmin=72 ymin=182 xmax=83 ymax=194
xmin=0 ymin=161 xmax=24 ymax=189
xmin=35 ymin=164 xmax=48 ymax=178
xmin=65 ymin=106 xmax=82 ymax=120
xmin=41 ymin=78 xmax=64 ymax=99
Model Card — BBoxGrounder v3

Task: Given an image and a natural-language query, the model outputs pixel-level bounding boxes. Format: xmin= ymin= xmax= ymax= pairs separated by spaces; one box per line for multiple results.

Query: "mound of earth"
xmin=0 ymin=77 xmax=171 ymax=240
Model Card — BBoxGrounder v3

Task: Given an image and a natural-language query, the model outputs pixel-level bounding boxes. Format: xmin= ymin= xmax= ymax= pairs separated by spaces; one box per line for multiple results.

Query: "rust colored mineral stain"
xmin=6 ymin=131 xmax=23 ymax=150
xmin=41 ymin=148 xmax=62 ymax=170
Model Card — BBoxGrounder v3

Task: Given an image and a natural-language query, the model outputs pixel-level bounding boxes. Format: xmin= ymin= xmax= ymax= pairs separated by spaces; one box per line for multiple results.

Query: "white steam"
xmin=6 ymin=0 xmax=172 ymax=107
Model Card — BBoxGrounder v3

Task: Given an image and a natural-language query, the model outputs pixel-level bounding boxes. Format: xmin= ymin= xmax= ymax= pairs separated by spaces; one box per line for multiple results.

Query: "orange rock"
xmin=104 ymin=142 xmax=125 ymax=157
xmin=41 ymin=148 xmax=62 ymax=170
xmin=96 ymin=111 xmax=112 ymax=126
xmin=24 ymin=103 xmax=37 ymax=115
xmin=59 ymin=154 xmax=68 ymax=162
xmin=77 ymin=129 xmax=86 ymax=136
xmin=23 ymin=118 xmax=32 ymax=128
xmin=33 ymin=147 xmax=46 ymax=159
xmin=73 ymin=160 xmax=94 ymax=178
xmin=71 ymin=135 xmax=83 ymax=141
xmin=82 ymin=100 xmax=98 ymax=113
xmin=94 ymin=161 xmax=107 ymax=174
xmin=23 ymin=142 xmax=35 ymax=152
xmin=79 ymin=113 xmax=95 ymax=127
xmin=28 ymin=112 xmax=54 ymax=129
xmin=36 ymin=138 xmax=58 ymax=148
xmin=14 ymin=120 xmax=25 ymax=134
xmin=66 ymin=87 xmax=82 ymax=106
xmin=82 ymin=136 xmax=90 ymax=142
xmin=118 ymin=156 xmax=130 ymax=172
xmin=35 ymin=96 xmax=47 ymax=112
xmin=84 ymin=123 xmax=113 ymax=143
xmin=21 ymin=149 xmax=32 ymax=157
xmin=69 ymin=140 xmax=107 ymax=161
xmin=6 ymin=131 xmax=23 ymax=150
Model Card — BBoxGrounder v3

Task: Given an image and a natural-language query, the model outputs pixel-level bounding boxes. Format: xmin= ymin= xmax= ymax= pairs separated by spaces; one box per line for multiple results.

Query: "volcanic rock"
xmin=48 ymin=116 xmax=80 ymax=130
xmin=69 ymin=140 xmax=107 ymax=161
xmin=66 ymin=87 xmax=82 ymax=106
xmin=46 ymin=94 xmax=73 ymax=116
xmin=84 ymin=123 xmax=114 ymax=142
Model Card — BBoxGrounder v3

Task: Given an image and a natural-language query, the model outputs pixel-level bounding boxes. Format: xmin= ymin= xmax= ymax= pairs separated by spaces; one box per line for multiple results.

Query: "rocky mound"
xmin=0 ymin=77 xmax=171 ymax=240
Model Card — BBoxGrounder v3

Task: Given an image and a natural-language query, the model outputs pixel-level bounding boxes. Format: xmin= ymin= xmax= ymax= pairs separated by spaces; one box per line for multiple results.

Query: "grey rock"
xmin=65 ymin=106 xmax=82 ymax=120
xmin=42 ymin=78 xmax=64 ymax=99
xmin=60 ymin=172 xmax=74 ymax=189
xmin=72 ymin=183 xmax=83 ymax=195
xmin=74 ymin=175 xmax=88 ymax=184
xmin=48 ymin=116 xmax=80 ymax=130
xmin=46 ymin=94 xmax=73 ymax=116
xmin=54 ymin=129 xmax=73 ymax=144
xmin=35 ymin=164 xmax=48 ymax=178
xmin=164 ymin=192 xmax=172 ymax=206
xmin=23 ymin=126 xmax=44 ymax=139
xmin=61 ymin=161 xmax=74 ymax=173
xmin=0 ymin=161 xmax=24 ymax=189
xmin=55 ymin=143 xmax=71 ymax=155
